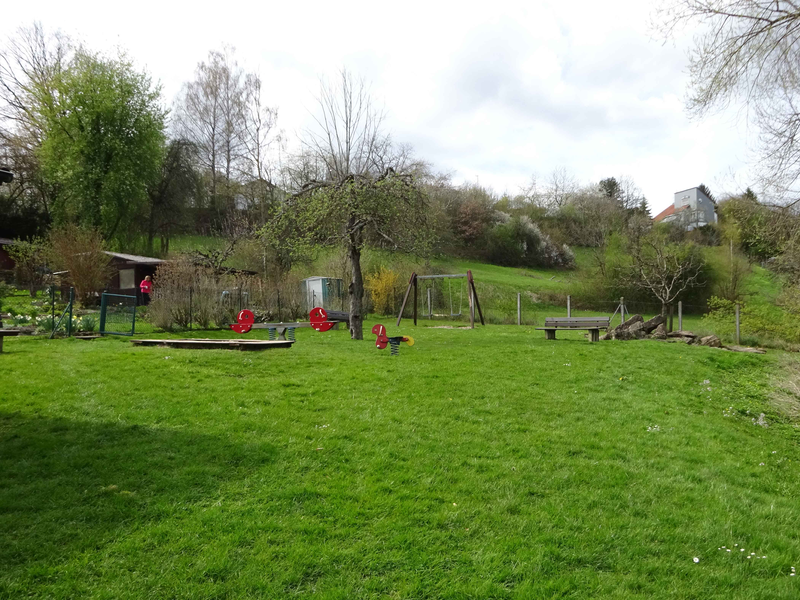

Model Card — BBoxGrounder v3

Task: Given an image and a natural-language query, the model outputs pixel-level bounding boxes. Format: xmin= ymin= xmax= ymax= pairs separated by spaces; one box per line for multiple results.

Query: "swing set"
xmin=396 ymin=270 xmax=484 ymax=328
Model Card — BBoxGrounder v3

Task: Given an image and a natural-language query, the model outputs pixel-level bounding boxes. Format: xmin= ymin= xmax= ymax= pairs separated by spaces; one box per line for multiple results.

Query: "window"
xmin=119 ymin=268 xmax=135 ymax=289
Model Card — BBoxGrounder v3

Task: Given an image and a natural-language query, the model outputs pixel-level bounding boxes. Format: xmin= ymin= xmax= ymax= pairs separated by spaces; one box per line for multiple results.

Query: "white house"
xmin=653 ymin=187 xmax=717 ymax=230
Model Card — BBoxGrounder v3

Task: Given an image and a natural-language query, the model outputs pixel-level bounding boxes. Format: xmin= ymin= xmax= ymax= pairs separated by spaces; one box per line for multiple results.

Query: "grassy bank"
xmin=1 ymin=325 xmax=798 ymax=598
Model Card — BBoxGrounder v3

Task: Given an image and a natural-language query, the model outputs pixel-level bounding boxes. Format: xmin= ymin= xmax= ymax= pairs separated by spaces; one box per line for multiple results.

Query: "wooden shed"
xmin=103 ymin=251 xmax=164 ymax=298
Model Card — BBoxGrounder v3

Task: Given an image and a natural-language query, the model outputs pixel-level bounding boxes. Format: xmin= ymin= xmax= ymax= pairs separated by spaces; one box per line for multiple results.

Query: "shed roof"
xmin=103 ymin=251 xmax=164 ymax=265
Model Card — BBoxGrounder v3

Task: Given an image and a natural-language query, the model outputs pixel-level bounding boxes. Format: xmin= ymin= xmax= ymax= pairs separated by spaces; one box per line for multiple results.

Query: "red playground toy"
xmin=230 ymin=309 xmax=255 ymax=334
xmin=372 ymin=324 xmax=414 ymax=356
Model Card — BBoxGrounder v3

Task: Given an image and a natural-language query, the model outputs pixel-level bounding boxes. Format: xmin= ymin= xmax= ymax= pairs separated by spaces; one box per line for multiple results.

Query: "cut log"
xmin=651 ymin=323 xmax=667 ymax=339
xmin=667 ymin=330 xmax=697 ymax=338
xmin=724 ymin=345 xmax=766 ymax=354
xmin=699 ymin=335 xmax=722 ymax=348
xmin=616 ymin=314 xmax=643 ymax=331
xmin=641 ymin=314 xmax=665 ymax=334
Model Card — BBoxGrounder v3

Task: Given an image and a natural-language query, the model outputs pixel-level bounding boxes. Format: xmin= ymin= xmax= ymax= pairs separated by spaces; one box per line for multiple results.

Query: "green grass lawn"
xmin=1 ymin=323 xmax=799 ymax=598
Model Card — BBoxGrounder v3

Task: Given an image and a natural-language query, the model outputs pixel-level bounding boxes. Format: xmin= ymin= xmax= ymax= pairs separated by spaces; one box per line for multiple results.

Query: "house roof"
xmin=653 ymin=204 xmax=690 ymax=223
xmin=103 ymin=251 xmax=164 ymax=265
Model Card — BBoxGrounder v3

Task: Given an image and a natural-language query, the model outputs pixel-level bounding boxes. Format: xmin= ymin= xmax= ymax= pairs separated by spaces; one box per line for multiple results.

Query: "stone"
xmin=641 ymin=314 xmax=666 ymax=334
xmin=667 ymin=330 xmax=697 ymax=338
xmin=614 ymin=329 xmax=636 ymax=341
xmin=699 ymin=334 xmax=722 ymax=348
xmin=616 ymin=314 xmax=643 ymax=331
xmin=600 ymin=332 xmax=612 ymax=341
xmin=651 ymin=323 xmax=667 ymax=339
xmin=724 ymin=345 xmax=766 ymax=354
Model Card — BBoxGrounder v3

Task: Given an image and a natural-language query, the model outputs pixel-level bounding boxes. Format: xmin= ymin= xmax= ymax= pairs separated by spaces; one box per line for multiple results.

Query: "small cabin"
xmin=104 ymin=251 xmax=164 ymax=296
xmin=301 ymin=276 xmax=344 ymax=312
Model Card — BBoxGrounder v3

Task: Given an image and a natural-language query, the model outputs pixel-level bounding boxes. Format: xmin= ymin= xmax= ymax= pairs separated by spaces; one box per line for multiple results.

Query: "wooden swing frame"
xmin=396 ymin=270 xmax=485 ymax=328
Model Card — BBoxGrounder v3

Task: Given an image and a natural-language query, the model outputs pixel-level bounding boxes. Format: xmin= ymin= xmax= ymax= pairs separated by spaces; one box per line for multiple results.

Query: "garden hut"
xmin=301 ymin=276 xmax=344 ymax=312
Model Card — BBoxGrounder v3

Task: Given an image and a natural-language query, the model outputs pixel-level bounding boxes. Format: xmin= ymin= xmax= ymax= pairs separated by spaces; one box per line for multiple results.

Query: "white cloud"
xmin=1 ymin=0 xmax=756 ymax=212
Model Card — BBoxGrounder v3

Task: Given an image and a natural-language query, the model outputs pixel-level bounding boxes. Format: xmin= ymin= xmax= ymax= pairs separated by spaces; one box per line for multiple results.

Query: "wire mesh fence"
xmin=99 ymin=293 xmax=137 ymax=336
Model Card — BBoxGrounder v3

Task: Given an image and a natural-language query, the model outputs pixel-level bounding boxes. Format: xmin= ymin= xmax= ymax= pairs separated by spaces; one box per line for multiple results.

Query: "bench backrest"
xmin=544 ymin=317 xmax=610 ymax=329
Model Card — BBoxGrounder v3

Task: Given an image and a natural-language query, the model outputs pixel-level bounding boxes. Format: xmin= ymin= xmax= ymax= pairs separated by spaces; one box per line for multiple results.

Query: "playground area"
xmin=1 ymin=323 xmax=798 ymax=598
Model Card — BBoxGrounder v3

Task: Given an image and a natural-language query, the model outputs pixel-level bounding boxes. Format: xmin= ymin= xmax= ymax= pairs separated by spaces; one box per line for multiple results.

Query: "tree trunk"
xmin=348 ymin=237 xmax=363 ymax=340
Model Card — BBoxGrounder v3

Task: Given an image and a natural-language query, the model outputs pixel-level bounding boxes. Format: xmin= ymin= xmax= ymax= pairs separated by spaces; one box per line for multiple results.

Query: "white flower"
xmin=693 ymin=557 xmax=700 ymax=563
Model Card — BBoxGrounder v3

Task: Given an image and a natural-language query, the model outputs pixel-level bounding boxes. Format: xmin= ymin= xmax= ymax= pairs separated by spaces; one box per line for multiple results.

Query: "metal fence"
xmin=99 ymin=293 xmax=137 ymax=336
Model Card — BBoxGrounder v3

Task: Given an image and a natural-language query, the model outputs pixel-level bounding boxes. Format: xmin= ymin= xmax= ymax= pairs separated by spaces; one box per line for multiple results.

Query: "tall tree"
xmin=266 ymin=70 xmax=431 ymax=339
xmin=658 ymin=1 xmax=800 ymax=200
xmin=39 ymin=49 xmax=166 ymax=243
xmin=0 ymin=23 xmax=71 ymax=234
xmin=144 ymin=138 xmax=200 ymax=254
xmin=175 ymin=48 xmax=248 ymax=217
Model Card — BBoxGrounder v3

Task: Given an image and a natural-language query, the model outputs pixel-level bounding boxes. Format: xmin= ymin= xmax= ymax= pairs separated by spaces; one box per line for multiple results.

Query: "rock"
xmin=699 ymin=335 xmax=722 ymax=348
xmin=641 ymin=314 xmax=665 ymax=334
xmin=629 ymin=320 xmax=645 ymax=334
xmin=651 ymin=323 xmax=667 ymax=339
xmin=600 ymin=332 xmax=612 ymax=341
xmin=724 ymin=345 xmax=766 ymax=354
xmin=614 ymin=329 xmax=636 ymax=341
xmin=616 ymin=314 xmax=643 ymax=331
xmin=668 ymin=330 xmax=697 ymax=338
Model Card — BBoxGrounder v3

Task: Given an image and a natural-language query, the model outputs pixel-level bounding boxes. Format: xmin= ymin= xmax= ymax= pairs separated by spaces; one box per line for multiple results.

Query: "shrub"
xmin=486 ymin=216 xmax=575 ymax=269
xmin=365 ymin=267 xmax=401 ymax=316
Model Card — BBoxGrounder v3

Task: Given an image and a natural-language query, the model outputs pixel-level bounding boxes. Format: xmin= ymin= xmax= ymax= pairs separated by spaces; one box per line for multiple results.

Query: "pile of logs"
xmin=600 ymin=313 xmax=763 ymax=352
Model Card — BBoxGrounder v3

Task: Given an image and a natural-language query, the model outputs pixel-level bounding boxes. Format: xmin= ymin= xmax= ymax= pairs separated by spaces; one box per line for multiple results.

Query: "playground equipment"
xmin=372 ymin=324 xmax=414 ymax=356
xmin=230 ymin=309 xmax=299 ymax=340
xmin=396 ymin=270 xmax=484 ymax=328
xmin=309 ymin=307 xmax=350 ymax=332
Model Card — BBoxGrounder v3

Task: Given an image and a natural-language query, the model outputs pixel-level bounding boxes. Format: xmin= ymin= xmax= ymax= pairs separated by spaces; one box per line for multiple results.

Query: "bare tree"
xmin=0 ymin=23 xmax=71 ymax=222
xmin=625 ymin=234 xmax=706 ymax=314
xmin=657 ymin=1 xmax=800 ymax=200
xmin=267 ymin=69 xmax=430 ymax=339
xmin=543 ymin=167 xmax=578 ymax=209
xmin=174 ymin=47 xmax=246 ymax=214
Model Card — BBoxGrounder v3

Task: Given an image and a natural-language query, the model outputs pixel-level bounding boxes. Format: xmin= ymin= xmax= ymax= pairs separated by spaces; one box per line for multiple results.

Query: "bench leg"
xmin=545 ymin=329 xmax=556 ymax=340
xmin=590 ymin=329 xmax=599 ymax=342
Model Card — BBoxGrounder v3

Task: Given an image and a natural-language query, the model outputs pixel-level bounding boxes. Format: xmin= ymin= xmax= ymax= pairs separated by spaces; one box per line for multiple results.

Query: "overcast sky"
xmin=3 ymin=0 xmax=758 ymax=214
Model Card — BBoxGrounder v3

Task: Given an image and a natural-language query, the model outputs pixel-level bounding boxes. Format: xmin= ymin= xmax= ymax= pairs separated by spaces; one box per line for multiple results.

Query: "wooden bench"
xmin=536 ymin=317 xmax=610 ymax=342
xmin=0 ymin=330 xmax=21 ymax=353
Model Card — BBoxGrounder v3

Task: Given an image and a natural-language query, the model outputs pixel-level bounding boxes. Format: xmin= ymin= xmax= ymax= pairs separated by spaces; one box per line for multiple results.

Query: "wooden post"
xmin=469 ymin=287 xmax=475 ymax=329
xmin=567 ymin=295 xmax=571 ymax=318
xmin=396 ymin=272 xmax=416 ymax=326
xmin=517 ymin=292 xmax=521 ymax=325
xmin=735 ymin=303 xmax=741 ymax=344
xmin=427 ymin=287 xmax=431 ymax=319
xmin=67 ymin=287 xmax=74 ymax=337
xmin=413 ymin=276 xmax=418 ymax=326
xmin=678 ymin=301 xmax=682 ymax=332
xmin=620 ymin=297 xmax=625 ymax=324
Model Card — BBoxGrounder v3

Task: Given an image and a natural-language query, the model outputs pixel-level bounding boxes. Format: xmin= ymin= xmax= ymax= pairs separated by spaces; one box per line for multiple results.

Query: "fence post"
xmin=517 ymin=292 xmax=521 ymax=325
xmin=277 ymin=289 xmax=282 ymax=322
xmin=99 ymin=293 xmax=107 ymax=335
xmin=428 ymin=288 xmax=432 ymax=319
xmin=620 ymin=297 xmax=625 ymax=324
xmin=678 ymin=301 xmax=682 ymax=332
xmin=735 ymin=303 xmax=741 ymax=345
xmin=67 ymin=287 xmax=74 ymax=337
xmin=567 ymin=295 xmax=571 ymax=318
xmin=189 ymin=287 xmax=193 ymax=331
xmin=51 ymin=285 xmax=55 ymax=335
xmin=668 ymin=304 xmax=674 ymax=333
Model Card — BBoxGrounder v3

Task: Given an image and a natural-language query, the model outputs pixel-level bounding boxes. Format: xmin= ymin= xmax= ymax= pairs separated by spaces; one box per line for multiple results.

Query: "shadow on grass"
xmin=0 ymin=411 xmax=277 ymax=573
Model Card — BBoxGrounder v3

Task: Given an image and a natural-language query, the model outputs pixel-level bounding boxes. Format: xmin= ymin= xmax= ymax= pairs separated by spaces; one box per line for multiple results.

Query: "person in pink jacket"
xmin=139 ymin=275 xmax=153 ymax=305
